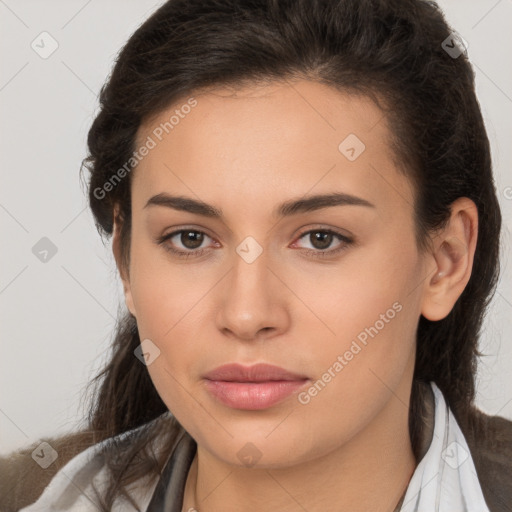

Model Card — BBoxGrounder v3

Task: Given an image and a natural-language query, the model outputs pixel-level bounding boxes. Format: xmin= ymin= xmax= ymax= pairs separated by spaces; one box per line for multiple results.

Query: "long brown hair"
xmin=78 ymin=0 xmax=501 ymax=508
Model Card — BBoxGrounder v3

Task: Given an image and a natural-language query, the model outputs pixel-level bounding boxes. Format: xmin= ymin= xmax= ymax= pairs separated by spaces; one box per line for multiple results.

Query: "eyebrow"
xmin=143 ymin=192 xmax=375 ymax=218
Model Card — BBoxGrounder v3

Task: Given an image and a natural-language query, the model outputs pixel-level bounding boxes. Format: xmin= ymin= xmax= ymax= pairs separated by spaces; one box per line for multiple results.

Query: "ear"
xmin=421 ymin=197 xmax=478 ymax=322
xmin=112 ymin=205 xmax=137 ymax=318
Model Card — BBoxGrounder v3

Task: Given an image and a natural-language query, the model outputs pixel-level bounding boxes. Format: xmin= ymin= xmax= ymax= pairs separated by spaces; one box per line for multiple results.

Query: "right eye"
xmin=157 ymin=229 xmax=217 ymax=259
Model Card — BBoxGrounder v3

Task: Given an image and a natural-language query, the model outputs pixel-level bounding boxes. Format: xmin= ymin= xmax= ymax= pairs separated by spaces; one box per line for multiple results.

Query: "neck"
xmin=182 ymin=377 xmax=422 ymax=512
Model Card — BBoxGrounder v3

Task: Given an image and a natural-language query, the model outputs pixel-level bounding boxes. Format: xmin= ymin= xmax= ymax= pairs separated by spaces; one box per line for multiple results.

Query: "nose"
xmin=215 ymin=245 xmax=290 ymax=342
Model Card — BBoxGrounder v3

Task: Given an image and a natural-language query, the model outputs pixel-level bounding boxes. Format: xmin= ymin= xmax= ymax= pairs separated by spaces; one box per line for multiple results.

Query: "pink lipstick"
xmin=203 ymin=363 xmax=309 ymax=410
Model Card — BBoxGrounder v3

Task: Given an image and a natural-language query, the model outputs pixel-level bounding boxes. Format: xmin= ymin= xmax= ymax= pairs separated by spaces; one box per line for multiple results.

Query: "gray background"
xmin=1 ymin=0 xmax=511 ymax=455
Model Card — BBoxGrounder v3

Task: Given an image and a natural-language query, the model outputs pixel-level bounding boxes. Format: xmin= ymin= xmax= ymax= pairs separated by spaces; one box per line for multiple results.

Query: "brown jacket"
xmin=462 ymin=408 xmax=512 ymax=511
xmin=1 ymin=389 xmax=512 ymax=512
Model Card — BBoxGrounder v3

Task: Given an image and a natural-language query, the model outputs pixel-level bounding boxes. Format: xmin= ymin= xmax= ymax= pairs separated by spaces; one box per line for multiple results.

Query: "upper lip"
xmin=203 ymin=363 xmax=308 ymax=382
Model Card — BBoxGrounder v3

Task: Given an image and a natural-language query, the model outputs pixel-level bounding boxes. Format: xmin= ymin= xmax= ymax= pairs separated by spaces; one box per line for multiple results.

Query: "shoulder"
xmin=460 ymin=406 xmax=512 ymax=512
xmin=0 ymin=413 xmax=179 ymax=512
xmin=0 ymin=430 xmax=97 ymax=512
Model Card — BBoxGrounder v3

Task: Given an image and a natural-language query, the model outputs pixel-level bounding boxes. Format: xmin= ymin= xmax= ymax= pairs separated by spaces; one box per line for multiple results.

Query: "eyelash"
xmin=157 ymin=228 xmax=354 ymax=260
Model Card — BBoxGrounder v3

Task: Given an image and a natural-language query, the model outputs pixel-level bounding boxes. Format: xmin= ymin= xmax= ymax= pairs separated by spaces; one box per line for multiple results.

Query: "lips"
xmin=202 ymin=363 xmax=308 ymax=382
xmin=202 ymin=363 xmax=310 ymax=410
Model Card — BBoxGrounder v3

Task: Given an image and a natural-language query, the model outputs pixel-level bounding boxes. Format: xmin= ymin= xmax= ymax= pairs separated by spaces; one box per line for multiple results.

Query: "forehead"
xmin=132 ymin=80 xmax=414 ymax=217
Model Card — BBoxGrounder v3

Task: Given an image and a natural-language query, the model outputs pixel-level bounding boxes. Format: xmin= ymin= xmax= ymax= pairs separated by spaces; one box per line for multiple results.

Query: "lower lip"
xmin=204 ymin=379 xmax=309 ymax=410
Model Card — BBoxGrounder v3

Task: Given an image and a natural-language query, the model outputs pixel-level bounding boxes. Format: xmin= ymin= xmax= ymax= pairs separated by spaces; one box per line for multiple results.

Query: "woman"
xmin=2 ymin=0 xmax=511 ymax=511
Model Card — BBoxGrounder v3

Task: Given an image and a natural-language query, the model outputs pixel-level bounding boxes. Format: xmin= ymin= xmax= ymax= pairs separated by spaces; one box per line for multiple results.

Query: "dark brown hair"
xmin=78 ymin=0 xmax=501 ymax=508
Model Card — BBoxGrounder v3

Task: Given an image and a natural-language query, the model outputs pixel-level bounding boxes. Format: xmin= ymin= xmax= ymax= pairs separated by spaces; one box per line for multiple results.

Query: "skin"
xmin=112 ymin=79 xmax=478 ymax=512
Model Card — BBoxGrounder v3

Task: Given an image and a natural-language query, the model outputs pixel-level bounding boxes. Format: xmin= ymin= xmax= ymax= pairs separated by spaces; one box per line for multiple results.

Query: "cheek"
xmin=127 ymin=242 xmax=217 ymax=403
xmin=129 ymin=239 xmax=209 ymax=334
xmin=290 ymin=234 xmax=421 ymax=391
xmin=294 ymin=230 xmax=420 ymax=335
xmin=286 ymin=258 xmax=419 ymax=451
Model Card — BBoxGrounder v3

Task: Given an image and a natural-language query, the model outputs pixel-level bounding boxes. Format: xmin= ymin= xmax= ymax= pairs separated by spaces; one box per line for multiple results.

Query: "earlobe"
xmin=421 ymin=198 xmax=478 ymax=322
xmin=112 ymin=207 xmax=137 ymax=318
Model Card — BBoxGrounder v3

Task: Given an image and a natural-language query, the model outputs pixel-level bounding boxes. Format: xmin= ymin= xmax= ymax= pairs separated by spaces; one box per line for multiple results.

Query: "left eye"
xmin=293 ymin=229 xmax=352 ymax=253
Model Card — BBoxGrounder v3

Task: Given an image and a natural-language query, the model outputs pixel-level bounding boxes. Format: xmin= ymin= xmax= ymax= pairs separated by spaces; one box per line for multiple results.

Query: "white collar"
xmin=399 ymin=382 xmax=489 ymax=512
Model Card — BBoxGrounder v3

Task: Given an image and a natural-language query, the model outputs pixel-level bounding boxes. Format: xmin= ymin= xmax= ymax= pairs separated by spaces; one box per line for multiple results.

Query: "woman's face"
xmin=119 ymin=80 xmax=431 ymax=468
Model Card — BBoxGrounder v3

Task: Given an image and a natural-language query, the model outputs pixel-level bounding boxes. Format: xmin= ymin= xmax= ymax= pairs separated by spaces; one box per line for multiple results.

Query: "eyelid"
xmin=292 ymin=225 xmax=353 ymax=244
xmin=158 ymin=224 xmax=216 ymax=240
